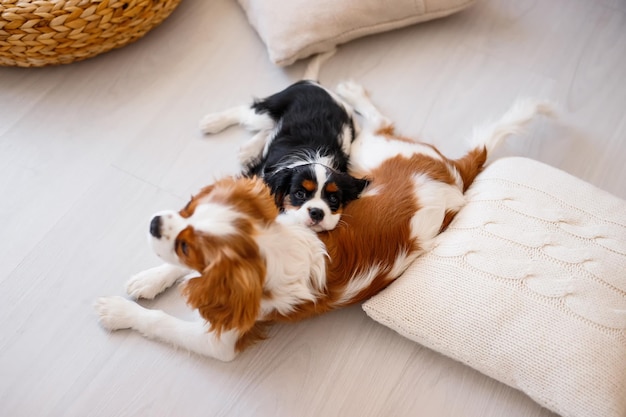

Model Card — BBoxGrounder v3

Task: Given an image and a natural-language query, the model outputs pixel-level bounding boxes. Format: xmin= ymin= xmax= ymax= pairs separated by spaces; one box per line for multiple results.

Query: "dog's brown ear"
xmin=183 ymin=242 xmax=264 ymax=336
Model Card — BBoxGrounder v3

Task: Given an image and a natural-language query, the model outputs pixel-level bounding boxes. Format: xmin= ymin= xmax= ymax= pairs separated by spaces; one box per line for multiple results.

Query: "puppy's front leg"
xmin=126 ymin=263 xmax=193 ymax=300
xmin=199 ymin=105 xmax=249 ymax=134
xmin=199 ymin=105 xmax=275 ymax=135
xmin=238 ymin=130 xmax=271 ymax=167
xmin=94 ymin=296 xmax=239 ymax=362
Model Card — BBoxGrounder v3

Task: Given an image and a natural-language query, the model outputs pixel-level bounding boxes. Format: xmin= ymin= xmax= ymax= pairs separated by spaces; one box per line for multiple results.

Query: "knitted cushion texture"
xmin=363 ymin=157 xmax=626 ymax=417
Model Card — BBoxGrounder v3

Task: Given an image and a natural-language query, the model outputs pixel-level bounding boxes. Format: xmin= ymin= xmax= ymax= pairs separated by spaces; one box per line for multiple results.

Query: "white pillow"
xmin=237 ymin=0 xmax=476 ymax=66
xmin=363 ymin=157 xmax=626 ymax=417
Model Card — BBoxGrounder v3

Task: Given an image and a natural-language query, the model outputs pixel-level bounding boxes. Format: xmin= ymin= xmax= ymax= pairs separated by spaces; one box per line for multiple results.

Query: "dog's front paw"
xmin=94 ymin=296 xmax=139 ymax=331
xmin=199 ymin=112 xmax=231 ymax=135
xmin=336 ymin=81 xmax=369 ymax=103
xmin=125 ymin=264 xmax=188 ymax=299
xmin=238 ymin=142 xmax=262 ymax=167
xmin=126 ymin=268 xmax=170 ymax=300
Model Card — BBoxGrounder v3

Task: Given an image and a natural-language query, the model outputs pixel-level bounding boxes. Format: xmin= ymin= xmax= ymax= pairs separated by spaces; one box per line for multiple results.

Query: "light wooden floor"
xmin=1 ymin=0 xmax=625 ymax=416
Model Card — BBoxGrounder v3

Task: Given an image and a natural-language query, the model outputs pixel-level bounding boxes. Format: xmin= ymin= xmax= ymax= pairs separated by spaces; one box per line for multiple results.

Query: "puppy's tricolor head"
xmin=147 ymin=176 xmax=278 ymax=334
xmin=269 ymin=163 xmax=368 ymax=232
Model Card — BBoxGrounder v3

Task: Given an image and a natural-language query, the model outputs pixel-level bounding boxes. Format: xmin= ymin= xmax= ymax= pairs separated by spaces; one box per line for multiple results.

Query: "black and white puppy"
xmin=199 ymin=52 xmax=368 ymax=232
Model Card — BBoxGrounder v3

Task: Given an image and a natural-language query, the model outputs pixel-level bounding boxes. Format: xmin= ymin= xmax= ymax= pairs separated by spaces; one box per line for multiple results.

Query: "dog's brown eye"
xmin=179 ymin=241 xmax=189 ymax=256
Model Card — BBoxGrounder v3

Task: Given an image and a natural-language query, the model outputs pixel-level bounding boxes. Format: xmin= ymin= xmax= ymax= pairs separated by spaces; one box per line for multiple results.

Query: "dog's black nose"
xmin=308 ymin=208 xmax=324 ymax=222
xmin=149 ymin=216 xmax=162 ymax=238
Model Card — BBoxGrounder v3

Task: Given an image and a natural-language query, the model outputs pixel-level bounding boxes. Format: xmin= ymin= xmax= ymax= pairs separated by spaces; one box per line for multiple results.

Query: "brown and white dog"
xmin=95 ymin=83 xmax=551 ymax=361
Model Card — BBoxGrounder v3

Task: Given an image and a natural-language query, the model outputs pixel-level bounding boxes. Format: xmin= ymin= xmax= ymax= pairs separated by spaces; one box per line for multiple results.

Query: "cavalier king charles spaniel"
xmin=95 ymin=83 xmax=551 ymax=361
xmin=198 ymin=51 xmax=367 ymax=232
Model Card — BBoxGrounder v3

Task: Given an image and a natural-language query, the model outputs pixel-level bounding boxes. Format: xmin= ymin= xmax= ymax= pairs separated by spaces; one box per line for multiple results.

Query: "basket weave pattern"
xmin=0 ymin=0 xmax=182 ymax=67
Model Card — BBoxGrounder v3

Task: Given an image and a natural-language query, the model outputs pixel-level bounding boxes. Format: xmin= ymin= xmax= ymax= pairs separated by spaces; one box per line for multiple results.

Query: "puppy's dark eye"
xmin=294 ymin=190 xmax=307 ymax=200
xmin=328 ymin=194 xmax=339 ymax=205
xmin=179 ymin=241 xmax=189 ymax=256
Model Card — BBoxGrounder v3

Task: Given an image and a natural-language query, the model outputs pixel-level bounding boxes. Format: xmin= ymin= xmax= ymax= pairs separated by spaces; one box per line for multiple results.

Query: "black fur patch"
xmin=245 ymin=81 xmax=353 ymax=177
xmin=240 ymin=80 xmax=368 ymax=226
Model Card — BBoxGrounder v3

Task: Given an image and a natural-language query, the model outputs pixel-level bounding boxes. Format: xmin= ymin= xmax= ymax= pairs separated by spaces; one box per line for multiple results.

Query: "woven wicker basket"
xmin=0 ymin=0 xmax=182 ymax=67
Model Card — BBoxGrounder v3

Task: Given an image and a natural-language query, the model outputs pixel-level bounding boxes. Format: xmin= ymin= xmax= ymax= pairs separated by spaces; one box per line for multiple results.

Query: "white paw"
xmin=126 ymin=268 xmax=172 ymax=300
xmin=336 ymin=81 xmax=368 ymax=104
xmin=94 ymin=296 xmax=139 ymax=331
xmin=238 ymin=143 xmax=260 ymax=167
xmin=199 ymin=112 xmax=231 ymax=135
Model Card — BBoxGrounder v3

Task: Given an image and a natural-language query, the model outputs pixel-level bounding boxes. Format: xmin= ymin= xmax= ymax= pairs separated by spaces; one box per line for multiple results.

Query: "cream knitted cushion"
xmin=237 ymin=0 xmax=476 ymax=66
xmin=363 ymin=157 xmax=626 ymax=417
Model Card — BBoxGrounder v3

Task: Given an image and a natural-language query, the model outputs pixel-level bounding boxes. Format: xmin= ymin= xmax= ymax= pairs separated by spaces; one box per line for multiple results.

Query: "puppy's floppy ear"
xmin=266 ymin=169 xmax=293 ymax=209
xmin=183 ymin=239 xmax=264 ymax=335
xmin=336 ymin=173 xmax=369 ymax=203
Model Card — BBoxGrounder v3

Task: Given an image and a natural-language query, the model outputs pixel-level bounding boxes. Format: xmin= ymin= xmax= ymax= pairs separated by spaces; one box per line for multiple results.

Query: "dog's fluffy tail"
xmin=453 ymin=98 xmax=554 ymax=191
xmin=302 ymin=49 xmax=337 ymax=81
xmin=468 ymin=98 xmax=554 ymax=155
